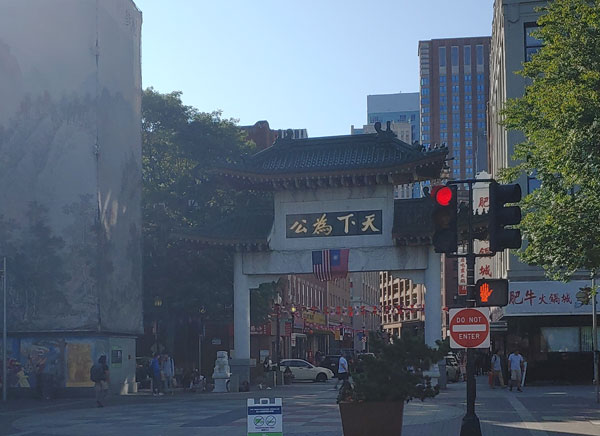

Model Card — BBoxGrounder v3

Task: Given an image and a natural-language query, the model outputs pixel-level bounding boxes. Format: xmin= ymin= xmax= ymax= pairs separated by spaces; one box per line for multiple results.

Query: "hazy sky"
xmin=135 ymin=0 xmax=495 ymax=137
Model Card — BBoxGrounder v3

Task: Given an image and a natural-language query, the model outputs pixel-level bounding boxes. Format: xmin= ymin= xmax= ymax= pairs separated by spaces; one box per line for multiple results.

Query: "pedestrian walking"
xmin=162 ymin=352 xmax=175 ymax=395
xmin=508 ymin=349 xmax=524 ymax=392
xmin=490 ymin=350 xmax=505 ymax=389
xmin=90 ymin=355 xmax=109 ymax=407
xmin=151 ymin=353 xmax=163 ymax=396
xmin=262 ymin=355 xmax=272 ymax=373
xmin=335 ymin=355 xmax=349 ymax=389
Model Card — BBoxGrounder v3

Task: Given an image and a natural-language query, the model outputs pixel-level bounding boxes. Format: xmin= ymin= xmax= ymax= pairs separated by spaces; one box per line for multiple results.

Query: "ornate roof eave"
xmin=212 ymin=153 xmax=447 ymax=191
xmin=175 ymin=232 xmax=271 ymax=252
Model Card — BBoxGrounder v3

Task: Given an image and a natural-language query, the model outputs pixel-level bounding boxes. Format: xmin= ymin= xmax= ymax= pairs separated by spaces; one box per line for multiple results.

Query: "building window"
xmin=422 ymin=116 xmax=429 ymax=123
xmin=440 ymin=96 xmax=446 ymax=104
xmin=464 ymin=45 xmax=471 ymax=65
xmin=525 ymin=23 xmax=543 ymax=61
xmin=421 ymin=106 xmax=429 ymax=113
xmin=440 ymin=113 xmax=447 ymax=120
xmin=440 ymin=85 xmax=446 ymax=94
xmin=477 ymin=103 xmax=485 ymax=111
xmin=465 ymin=122 xmax=472 ymax=129
xmin=453 ymin=149 xmax=460 ymax=158
xmin=440 ymin=105 xmax=447 ymax=113
xmin=477 ymin=84 xmax=485 ymax=92
xmin=440 ymin=75 xmax=446 ymax=83
xmin=452 ymin=132 xmax=460 ymax=139
xmin=465 ymin=131 xmax=472 ymax=138
xmin=452 ymin=85 xmax=459 ymax=93
xmin=477 ymin=74 xmax=484 ymax=82
xmin=452 ymin=95 xmax=460 ymax=103
xmin=466 ymin=159 xmax=473 ymax=165
xmin=466 ymin=149 xmax=473 ymax=156
xmin=477 ymin=94 xmax=484 ymax=102
xmin=478 ymin=121 xmax=486 ymax=129
xmin=421 ymin=77 xmax=429 ymax=85
xmin=451 ymin=46 xmax=459 ymax=66
xmin=465 ymin=112 xmax=472 ymax=119
xmin=453 ymin=123 xmax=460 ymax=130
xmin=465 ymin=95 xmax=472 ymax=102
xmin=452 ymin=74 xmax=459 ymax=83
xmin=452 ymin=141 xmax=460 ymax=148
xmin=466 ymin=167 xmax=473 ymax=174
xmin=421 ymin=97 xmax=429 ymax=105
xmin=421 ymin=134 xmax=429 ymax=141
xmin=422 ymin=124 xmax=429 ymax=132
xmin=439 ymin=46 xmax=446 ymax=67
xmin=441 ymin=132 xmax=448 ymax=140
xmin=421 ymin=87 xmax=429 ymax=96
xmin=465 ymin=85 xmax=472 ymax=93
xmin=465 ymin=140 xmax=472 ymax=148
xmin=541 ymin=327 xmax=580 ymax=352
xmin=476 ymin=44 xmax=484 ymax=65
xmin=477 ymin=112 xmax=485 ymax=119
xmin=440 ymin=123 xmax=447 ymax=130
xmin=465 ymin=74 xmax=472 ymax=82
xmin=453 ymin=168 xmax=459 ymax=175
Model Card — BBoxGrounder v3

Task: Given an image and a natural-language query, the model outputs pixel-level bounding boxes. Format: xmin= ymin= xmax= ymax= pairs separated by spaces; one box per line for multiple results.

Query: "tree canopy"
xmin=502 ymin=0 xmax=600 ymax=280
xmin=142 ymin=88 xmax=271 ymax=336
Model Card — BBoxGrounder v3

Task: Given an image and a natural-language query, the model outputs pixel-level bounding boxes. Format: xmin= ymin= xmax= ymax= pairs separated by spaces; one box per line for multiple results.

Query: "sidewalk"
xmin=2 ymin=377 xmax=600 ymax=435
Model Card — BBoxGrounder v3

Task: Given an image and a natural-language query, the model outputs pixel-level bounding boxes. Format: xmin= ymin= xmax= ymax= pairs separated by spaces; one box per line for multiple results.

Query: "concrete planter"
xmin=339 ymin=401 xmax=404 ymax=436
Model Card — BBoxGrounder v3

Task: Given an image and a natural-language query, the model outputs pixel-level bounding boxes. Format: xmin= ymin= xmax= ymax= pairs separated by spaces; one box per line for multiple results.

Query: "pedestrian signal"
xmin=474 ymin=279 xmax=509 ymax=307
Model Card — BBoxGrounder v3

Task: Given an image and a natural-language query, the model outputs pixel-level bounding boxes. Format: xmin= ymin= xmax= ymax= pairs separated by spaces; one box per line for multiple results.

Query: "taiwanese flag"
xmin=312 ymin=249 xmax=349 ymax=281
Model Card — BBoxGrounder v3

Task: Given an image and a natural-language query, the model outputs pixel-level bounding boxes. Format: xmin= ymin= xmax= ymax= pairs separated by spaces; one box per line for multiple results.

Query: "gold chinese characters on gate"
xmin=286 ymin=210 xmax=382 ymax=238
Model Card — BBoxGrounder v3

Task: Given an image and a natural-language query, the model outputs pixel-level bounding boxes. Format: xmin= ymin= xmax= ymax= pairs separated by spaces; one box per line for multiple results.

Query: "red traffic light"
xmin=434 ymin=186 xmax=454 ymax=206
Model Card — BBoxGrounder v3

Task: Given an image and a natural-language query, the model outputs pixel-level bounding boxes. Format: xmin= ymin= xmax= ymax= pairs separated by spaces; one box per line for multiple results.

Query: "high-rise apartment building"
xmin=379 ymin=272 xmax=425 ymax=337
xmin=418 ymin=37 xmax=491 ymax=179
xmin=489 ymin=0 xmax=593 ymax=383
xmin=367 ymin=93 xmax=420 ymax=142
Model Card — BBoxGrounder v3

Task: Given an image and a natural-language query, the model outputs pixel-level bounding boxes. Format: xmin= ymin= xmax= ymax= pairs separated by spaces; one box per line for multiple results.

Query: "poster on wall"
xmin=66 ymin=343 xmax=94 ymax=387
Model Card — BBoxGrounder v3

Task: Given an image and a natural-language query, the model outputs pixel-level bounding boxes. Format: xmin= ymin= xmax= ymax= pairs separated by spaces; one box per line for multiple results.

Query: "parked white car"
xmin=279 ymin=359 xmax=334 ymax=382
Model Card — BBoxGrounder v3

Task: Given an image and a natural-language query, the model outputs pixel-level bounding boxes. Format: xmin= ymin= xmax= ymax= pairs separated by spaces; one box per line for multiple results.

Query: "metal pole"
xmin=276 ymin=304 xmax=281 ymax=372
xmin=460 ymin=181 xmax=482 ymax=436
xmin=2 ymin=257 xmax=6 ymax=402
xmin=592 ymin=271 xmax=598 ymax=403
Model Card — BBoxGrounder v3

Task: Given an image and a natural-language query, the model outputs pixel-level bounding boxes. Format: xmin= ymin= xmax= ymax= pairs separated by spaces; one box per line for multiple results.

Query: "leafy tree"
xmin=502 ymin=0 xmax=600 ymax=280
xmin=142 ymin=88 xmax=272 ymax=352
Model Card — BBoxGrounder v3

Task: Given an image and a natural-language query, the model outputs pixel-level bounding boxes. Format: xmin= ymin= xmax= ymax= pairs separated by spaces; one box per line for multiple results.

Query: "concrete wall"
xmin=0 ymin=0 xmax=142 ymax=334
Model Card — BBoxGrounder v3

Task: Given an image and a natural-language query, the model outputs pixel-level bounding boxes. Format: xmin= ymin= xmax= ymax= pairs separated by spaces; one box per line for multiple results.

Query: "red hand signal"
xmin=480 ymin=283 xmax=493 ymax=303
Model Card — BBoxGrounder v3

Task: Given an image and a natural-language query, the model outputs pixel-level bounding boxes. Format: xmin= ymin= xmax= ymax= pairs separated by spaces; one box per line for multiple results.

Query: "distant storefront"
xmin=496 ymin=280 xmax=596 ymax=383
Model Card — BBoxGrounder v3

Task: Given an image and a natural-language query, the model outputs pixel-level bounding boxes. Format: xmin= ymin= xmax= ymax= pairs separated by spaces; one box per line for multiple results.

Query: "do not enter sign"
xmin=449 ymin=307 xmax=490 ymax=349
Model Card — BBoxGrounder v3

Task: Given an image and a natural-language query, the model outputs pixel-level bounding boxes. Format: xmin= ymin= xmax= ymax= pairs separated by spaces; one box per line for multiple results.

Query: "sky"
xmin=135 ymin=0 xmax=495 ymax=137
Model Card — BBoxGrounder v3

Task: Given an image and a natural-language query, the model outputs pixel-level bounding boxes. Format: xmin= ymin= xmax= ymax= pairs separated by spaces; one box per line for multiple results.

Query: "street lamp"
xmin=153 ymin=296 xmax=163 ymax=354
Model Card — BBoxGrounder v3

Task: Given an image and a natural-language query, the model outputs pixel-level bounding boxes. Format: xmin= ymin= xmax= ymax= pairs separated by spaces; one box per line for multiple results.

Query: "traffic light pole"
xmin=461 ymin=181 xmax=482 ymax=436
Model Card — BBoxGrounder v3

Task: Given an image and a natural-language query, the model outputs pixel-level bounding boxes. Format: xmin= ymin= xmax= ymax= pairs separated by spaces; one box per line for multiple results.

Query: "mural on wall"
xmin=0 ymin=0 xmax=143 ymax=335
xmin=66 ymin=342 xmax=94 ymax=387
xmin=16 ymin=339 xmax=64 ymax=389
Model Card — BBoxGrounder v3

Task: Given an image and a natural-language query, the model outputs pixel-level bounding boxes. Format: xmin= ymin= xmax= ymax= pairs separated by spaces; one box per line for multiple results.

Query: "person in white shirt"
xmin=335 ymin=355 xmax=349 ymax=389
xmin=490 ymin=350 xmax=505 ymax=389
xmin=508 ymin=350 xmax=524 ymax=392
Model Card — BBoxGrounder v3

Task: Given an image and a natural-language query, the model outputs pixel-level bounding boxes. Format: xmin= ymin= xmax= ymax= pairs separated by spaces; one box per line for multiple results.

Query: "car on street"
xmin=279 ymin=359 xmax=334 ymax=382
xmin=445 ymin=354 xmax=461 ymax=382
xmin=319 ymin=355 xmax=341 ymax=377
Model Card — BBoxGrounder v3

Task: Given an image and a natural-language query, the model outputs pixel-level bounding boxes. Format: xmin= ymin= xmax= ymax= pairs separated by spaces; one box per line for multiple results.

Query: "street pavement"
xmin=0 ymin=377 xmax=599 ymax=436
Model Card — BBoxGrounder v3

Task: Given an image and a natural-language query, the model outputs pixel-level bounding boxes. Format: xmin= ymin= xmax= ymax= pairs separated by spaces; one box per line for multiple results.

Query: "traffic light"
xmin=488 ymin=181 xmax=522 ymax=252
xmin=475 ymin=279 xmax=508 ymax=307
xmin=431 ymin=184 xmax=458 ymax=253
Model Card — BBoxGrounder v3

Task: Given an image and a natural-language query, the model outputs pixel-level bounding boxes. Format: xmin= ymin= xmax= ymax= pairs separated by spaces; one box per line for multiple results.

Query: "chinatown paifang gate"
xmin=182 ymin=125 xmax=449 ymax=383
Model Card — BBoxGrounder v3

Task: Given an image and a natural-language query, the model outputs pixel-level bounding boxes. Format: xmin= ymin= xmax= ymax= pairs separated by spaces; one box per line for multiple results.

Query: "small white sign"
xmin=247 ymin=398 xmax=283 ymax=436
